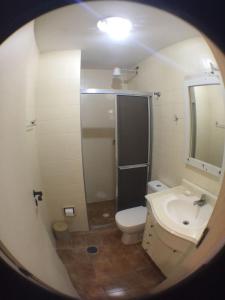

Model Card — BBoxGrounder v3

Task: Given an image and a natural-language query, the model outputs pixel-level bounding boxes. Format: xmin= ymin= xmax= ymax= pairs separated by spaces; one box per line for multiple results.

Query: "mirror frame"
xmin=184 ymin=73 xmax=225 ymax=177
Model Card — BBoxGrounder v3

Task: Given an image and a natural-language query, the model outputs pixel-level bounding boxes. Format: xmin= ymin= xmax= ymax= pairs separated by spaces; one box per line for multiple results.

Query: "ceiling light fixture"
xmin=97 ymin=17 xmax=132 ymax=41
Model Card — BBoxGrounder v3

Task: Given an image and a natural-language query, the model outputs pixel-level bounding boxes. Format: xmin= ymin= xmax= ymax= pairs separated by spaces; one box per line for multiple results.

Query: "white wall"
xmin=129 ymin=37 xmax=222 ymax=195
xmin=36 ymin=50 xmax=89 ymax=232
xmin=24 ymin=31 xmax=52 ymax=237
xmin=0 ymin=22 xmax=77 ymax=297
xmin=81 ymin=69 xmax=114 ymax=89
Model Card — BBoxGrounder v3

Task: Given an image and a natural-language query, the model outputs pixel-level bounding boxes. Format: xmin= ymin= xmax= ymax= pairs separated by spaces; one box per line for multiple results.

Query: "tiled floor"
xmin=87 ymin=200 xmax=116 ymax=229
xmin=56 ymin=226 xmax=165 ymax=300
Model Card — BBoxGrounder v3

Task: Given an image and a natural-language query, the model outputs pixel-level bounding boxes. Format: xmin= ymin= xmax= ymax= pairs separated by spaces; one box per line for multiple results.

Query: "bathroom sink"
xmin=164 ymin=195 xmax=213 ymax=228
xmin=145 ymin=180 xmax=216 ymax=243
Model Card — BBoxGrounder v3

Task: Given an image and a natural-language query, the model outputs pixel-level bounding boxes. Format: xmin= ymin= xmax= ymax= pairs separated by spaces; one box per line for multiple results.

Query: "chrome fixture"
xmin=33 ymin=190 xmax=43 ymax=206
xmin=80 ymin=89 xmax=151 ymax=97
xmin=193 ymin=194 xmax=207 ymax=206
xmin=112 ymin=66 xmax=139 ymax=83
xmin=153 ymin=91 xmax=161 ymax=98
xmin=112 ymin=66 xmax=139 ymax=77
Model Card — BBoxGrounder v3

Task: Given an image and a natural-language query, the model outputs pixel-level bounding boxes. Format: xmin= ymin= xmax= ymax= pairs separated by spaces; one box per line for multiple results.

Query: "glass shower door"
xmin=81 ymin=94 xmax=116 ymax=229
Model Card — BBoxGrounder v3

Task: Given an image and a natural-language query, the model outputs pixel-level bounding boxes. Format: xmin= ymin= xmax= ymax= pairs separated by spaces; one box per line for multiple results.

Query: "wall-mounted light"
xmin=97 ymin=17 xmax=132 ymax=41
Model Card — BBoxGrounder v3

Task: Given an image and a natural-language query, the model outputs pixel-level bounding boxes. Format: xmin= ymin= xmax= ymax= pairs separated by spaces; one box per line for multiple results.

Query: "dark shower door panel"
xmin=117 ymin=95 xmax=149 ymax=166
xmin=117 ymin=166 xmax=147 ymax=211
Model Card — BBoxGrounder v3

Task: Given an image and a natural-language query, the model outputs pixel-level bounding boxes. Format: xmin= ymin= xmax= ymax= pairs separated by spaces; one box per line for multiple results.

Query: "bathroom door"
xmin=116 ymin=95 xmax=150 ymax=211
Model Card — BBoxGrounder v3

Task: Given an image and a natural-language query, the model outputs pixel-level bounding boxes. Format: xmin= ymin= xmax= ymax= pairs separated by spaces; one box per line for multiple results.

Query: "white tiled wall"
xmin=36 ymin=50 xmax=89 ymax=231
xmin=129 ymin=37 xmax=222 ymax=195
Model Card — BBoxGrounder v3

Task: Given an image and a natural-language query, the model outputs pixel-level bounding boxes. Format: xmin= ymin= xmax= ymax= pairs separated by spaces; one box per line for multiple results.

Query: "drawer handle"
xmin=150 ymin=225 xmax=154 ymax=228
xmin=148 ymin=234 xmax=152 ymax=237
xmin=173 ymin=249 xmax=177 ymax=253
xmin=146 ymin=241 xmax=150 ymax=244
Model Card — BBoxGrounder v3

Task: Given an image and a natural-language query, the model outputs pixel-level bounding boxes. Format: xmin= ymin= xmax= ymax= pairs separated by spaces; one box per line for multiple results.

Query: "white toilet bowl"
xmin=115 ymin=206 xmax=147 ymax=245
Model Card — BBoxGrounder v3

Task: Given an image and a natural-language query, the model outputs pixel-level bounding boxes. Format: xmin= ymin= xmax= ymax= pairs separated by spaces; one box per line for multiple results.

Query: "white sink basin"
xmin=164 ymin=195 xmax=213 ymax=228
xmin=145 ymin=180 xmax=216 ymax=244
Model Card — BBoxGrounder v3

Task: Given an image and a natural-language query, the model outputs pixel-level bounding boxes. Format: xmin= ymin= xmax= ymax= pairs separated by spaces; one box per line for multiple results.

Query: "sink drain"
xmin=183 ymin=220 xmax=189 ymax=225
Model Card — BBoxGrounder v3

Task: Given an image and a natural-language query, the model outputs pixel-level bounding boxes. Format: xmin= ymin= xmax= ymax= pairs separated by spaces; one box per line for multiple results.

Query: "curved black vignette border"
xmin=0 ymin=0 xmax=225 ymax=299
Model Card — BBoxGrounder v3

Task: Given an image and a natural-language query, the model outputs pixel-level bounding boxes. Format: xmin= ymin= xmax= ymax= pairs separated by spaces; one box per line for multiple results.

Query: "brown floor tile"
xmin=86 ymin=232 xmax=105 ymax=247
xmin=87 ymin=200 xmax=116 ymax=229
xmin=85 ymin=285 xmax=107 ymax=300
xmin=56 ymin=227 xmax=165 ymax=300
xmin=127 ymin=286 xmax=152 ymax=300
xmin=105 ymin=287 xmax=132 ymax=300
xmin=136 ymin=267 xmax=165 ymax=290
xmin=55 ymin=237 xmax=73 ymax=249
xmin=102 ymin=272 xmax=139 ymax=293
xmin=70 ymin=232 xmax=89 ymax=252
xmin=124 ymin=249 xmax=154 ymax=271
xmin=56 ymin=249 xmax=76 ymax=265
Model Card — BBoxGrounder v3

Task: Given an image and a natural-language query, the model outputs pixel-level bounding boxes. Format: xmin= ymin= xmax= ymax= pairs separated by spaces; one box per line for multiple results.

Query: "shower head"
xmin=112 ymin=67 xmax=122 ymax=77
xmin=112 ymin=66 xmax=139 ymax=78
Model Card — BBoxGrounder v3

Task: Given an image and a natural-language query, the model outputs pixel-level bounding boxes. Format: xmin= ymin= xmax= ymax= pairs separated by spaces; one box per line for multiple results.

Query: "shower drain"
xmin=182 ymin=220 xmax=189 ymax=225
xmin=86 ymin=246 xmax=98 ymax=254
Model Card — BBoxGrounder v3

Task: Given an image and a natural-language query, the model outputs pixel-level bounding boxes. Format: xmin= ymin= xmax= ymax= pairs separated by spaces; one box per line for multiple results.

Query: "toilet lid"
xmin=115 ymin=206 xmax=147 ymax=227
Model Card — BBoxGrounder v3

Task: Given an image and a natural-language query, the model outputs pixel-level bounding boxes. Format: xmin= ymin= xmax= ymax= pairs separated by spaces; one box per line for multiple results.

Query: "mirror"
xmin=185 ymin=74 xmax=225 ymax=176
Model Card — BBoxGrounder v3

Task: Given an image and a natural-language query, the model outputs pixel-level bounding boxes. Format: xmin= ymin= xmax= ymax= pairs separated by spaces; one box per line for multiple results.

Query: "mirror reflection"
xmin=189 ymin=84 xmax=225 ymax=168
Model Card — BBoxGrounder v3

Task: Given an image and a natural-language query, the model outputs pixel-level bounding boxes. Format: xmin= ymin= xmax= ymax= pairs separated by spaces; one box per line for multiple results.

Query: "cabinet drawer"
xmin=147 ymin=231 xmax=184 ymax=277
xmin=142 ymin=208 xmax=187 ymax=277
xmin=142 ymin=211 xmax=155 ymax=250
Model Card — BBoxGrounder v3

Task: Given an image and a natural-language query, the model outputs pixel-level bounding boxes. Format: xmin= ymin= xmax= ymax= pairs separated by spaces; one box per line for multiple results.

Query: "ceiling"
xmin=34 ymin=1 xmax=200 ymax=69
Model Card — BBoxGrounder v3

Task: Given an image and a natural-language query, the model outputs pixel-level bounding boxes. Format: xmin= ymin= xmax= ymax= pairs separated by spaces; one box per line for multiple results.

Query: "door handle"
xmin=118 ymin=163 xmax=150 ymax=170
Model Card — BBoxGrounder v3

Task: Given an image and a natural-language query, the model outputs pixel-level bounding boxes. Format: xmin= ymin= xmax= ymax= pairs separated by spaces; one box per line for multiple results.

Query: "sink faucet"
xmin=193 ymin=194 xmax=207 ymax=206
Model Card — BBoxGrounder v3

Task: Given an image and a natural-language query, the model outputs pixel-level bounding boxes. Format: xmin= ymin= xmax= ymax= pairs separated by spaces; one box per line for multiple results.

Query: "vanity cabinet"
xmin=142 ymin=209 xmax=194 ymax=277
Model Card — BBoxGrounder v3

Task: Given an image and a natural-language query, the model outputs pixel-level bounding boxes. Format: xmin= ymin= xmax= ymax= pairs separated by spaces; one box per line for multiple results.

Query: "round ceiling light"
xmin=97 ymin=17 xmax=132 ymax=40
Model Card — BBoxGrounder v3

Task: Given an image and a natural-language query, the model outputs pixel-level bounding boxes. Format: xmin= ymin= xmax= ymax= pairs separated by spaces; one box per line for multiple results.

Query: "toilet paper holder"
xmin=64 ymin=207 xmax=75 ymax=217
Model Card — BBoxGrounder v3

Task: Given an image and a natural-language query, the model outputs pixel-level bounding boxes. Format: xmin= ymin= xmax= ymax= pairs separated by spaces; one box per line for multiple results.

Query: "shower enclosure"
xmin=80 ymin=89 xmax=152 ymax=229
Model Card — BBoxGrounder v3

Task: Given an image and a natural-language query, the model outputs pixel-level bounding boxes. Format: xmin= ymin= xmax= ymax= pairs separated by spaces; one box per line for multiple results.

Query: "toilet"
xmin=147 ymin=180 xmax=169 ymax=194
xmin=115 ymin=180 xmax=168 ymax=244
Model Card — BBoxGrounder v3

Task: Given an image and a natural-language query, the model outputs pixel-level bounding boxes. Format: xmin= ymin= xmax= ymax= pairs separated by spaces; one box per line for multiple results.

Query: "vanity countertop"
xmin=145 ymin=179 xmax=217 ymax=244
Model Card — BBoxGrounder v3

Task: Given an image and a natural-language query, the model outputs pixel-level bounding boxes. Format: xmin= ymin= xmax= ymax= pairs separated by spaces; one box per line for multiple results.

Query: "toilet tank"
xmin=147 ymin=180 xmax=168 ymax=194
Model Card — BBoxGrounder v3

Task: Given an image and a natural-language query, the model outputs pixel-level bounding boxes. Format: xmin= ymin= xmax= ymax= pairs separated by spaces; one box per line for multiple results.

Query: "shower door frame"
xmin=80 ymin=88 xmax=153 ymax=217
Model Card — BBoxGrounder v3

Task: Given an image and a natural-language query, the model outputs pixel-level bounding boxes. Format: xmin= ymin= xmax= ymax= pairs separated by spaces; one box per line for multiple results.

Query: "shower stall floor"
xmin=87 ymin=200 xmax=116 ymax=230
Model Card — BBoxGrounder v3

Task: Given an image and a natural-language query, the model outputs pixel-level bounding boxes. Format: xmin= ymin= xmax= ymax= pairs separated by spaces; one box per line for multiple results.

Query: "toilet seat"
xmin=115 ymin=206 xmax=147 ymax=233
